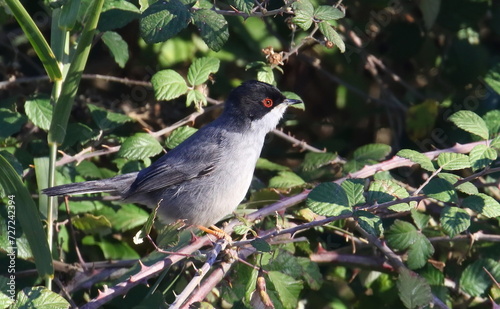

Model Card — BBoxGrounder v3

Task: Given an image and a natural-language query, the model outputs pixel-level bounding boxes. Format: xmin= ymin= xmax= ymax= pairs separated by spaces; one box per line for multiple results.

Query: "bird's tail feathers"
xmin=42 ymin=173 xmax=137 ymax=197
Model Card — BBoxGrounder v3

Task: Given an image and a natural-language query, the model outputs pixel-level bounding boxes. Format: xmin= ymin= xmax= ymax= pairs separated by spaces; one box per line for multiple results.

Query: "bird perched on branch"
xmin=43 ymin=80 xmax=301 ymax=229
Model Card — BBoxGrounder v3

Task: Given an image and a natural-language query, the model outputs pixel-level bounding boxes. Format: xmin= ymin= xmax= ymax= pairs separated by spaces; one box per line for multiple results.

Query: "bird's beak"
xmin=283 ymin=98 xmax=302 ymax=105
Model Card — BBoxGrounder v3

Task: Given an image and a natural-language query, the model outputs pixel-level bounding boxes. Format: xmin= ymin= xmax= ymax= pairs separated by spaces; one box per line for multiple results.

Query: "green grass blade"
xmin=48 ymin=0 xmax=105 ymax=144
xmin=0 ymin=154 xmax=54 ymax=277
xmin=5 ymin=0 xmax=62 ymax=81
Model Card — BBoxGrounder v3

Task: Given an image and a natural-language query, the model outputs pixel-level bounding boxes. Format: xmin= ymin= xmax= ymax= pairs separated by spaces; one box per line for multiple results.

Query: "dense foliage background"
xmin=1 ymin=0 xmax=500 ymax=308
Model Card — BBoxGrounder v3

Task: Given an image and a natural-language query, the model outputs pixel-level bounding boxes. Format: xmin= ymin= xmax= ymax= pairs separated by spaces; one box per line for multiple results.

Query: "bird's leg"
xmin=196 ymin=225 xmax=232 ymax=242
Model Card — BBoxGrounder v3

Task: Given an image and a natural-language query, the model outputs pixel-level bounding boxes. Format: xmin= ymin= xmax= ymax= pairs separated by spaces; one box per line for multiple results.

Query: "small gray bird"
xmin=43 ymin=80 xmax=301 ymax=227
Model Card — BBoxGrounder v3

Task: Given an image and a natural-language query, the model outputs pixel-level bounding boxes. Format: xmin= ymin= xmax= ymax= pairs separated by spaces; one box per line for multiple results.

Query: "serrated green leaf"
xmin=407 ymin=234 xmax=434 ymax=269
xmin=462 ymin=193 xmax=500 ymax=218
xmin=24 ymin=96 xmax=52 ymax=131
xmin=440 ymin=206 xmax=470 ymax=238
xmin=98 ymin=0 xmax=140 ymax=31
xmin=187 ymin=57 xmax=220 ymax=86
xmin=96 ymin=203 xmax=149 ymax=232
xmin=268 ymin=171 xmax=305 ymax=189
xmin=385 ymin=220 xmax=418 ymax=251
xmin=88 ymin=104 xmax=132 ymax=131
xmin=118 ymin=133 xmax=163 ymax=160
xmin=301 ymin=152 xmax=337 ymax=171
xmin=353 ymin=143 xmax=392 ymax=161
xmin=165 ymin=126 xmax=197 ymax=149
xmin=356 ymin=210 xmax=384 ymax=236
xmin=102 ymin=31 xmax=129 ymax=68
xmin=491 ymin=135 xmax=500 ymax=150
xmin=483 ymin=110 xmax=500 ymax=136
xmin=192 ymin=9 xmax=228 ymax=52
xmin=306 ymin=182 xmax=352 ymax=216
xmin=422 ymin=178 xmax=458 ymax=203
xmin=459 ymin=258 xmax=500 ymax=297
xmin=282 ymin=91 xmax=306 ymax=110
xmin=313 ymin=5 xmax=345 ymax=21
xmin=251 ymin=238 xmax=271 ymax=252
xmin=437 ymin=173 xmax=478 ymax=195
xmin=151 ymin=70 xmax=188 ymax=100
xmin=82 ymin=235 xmax=140 ymax=259
xmin=436 ymin=152 xmax=470 ymax=171
xmin=256 ymin=158 xmax=290 ymax=171
xmin=0 ymin=108 xmax=27 ymax=138
xmin=140 ymin=0 xmax=191 ymax=44
xmin=397 ymin=269 xmax=432 ymax=308
xmin=72 ymin=213 xmax=112 ymax=234
xmin=61 ymin=122 xmax=96 ymax=149
xmin=257 ymin=65 xmax=275 ymax=84
xmin=485 ymin=63 xmax=500 ymax=95
xmin=232 ymin=0 xmax=253 ymax=13
xmin=469 ymin=144 xmax=497 ymax=171
xmin=341 ymin=178 xmax=366 ymax=206
xmin=397 ymin=149 xmax=435 ymax=172
xmin=292 ymin=0 xmax=314 ymax=30
xmin=411 ymin=209 xmax=430 ymax=229
xmin=367 ymin=180 xmax=409 ymax=205
xmin=268 ymin=271 xmax=303 ymax=309
xmin=14 ymin=286 xmax=70 ymax=309
xmin=448 ymin=110 xmax=489 ymax=140
xmin=186 ymin=89 xmax=207 ymax=107
xmin=318 ymin=21 xmax=345 ymax=53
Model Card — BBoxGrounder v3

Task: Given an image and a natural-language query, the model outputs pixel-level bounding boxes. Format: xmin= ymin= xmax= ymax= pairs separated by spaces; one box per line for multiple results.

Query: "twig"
xmin=169 ymin=239 xmax=228 ymax=308
xmin=271 ymin=128 xmax=326 ymax=153
xmin=310 ymin=251 xmax=395 ymax=273
xmin=63 ymin=196 xmax=87 ymax=270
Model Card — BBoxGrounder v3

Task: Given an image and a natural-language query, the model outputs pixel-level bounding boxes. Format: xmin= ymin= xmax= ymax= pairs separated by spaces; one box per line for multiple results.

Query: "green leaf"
xmin=353 ymin=143 xmax=392 ymax=161
xmin=88 ymin=104 xmax=132 ymax=131
xmin=459 ymin=259 xmax=500 ymax=297
xmin=318 ymin=21 xmax=345 ymax=53
xmin=397 ymin=269 xmax=432 ymax=309
xmin=440 ymin=206 xmax=470 ymax=238
xmin=422 ymin=178 xmax=458 ymax=203
xmin=139 ymin=0 xmax=191 ymax=44
xmin=14 ymin=286 xmax=70 ymax=309
xmin=411 ymin=209 xmax=430 ymax=230
xmin=356 ymin=210 xmax=384 ymax=236
xmin=306 ymin=183 xmax=352 ymax=216
xmin=187 ymin=57 xmax=220 ymax=86
xmin=186 ymin=89 xmax=207 ymax=107
xmin=301 ymin=152 xmax=337 ymax=171
xmin=232 ymin=0 xmax=253 ymax=13
xmin=118 ymin=133 xmax=163 ymax=160
xmin=436 ymin=152 xmax=470 ymax=170
xmin=468 ymin=144 xmax=497 ymax=171
xmin=96 ymin=203 xmax=149 ymax=232
xmin=491 ymin=135 xmax=500 ymax=150
xmin=438 ymin=173 xmax=478 ymax=195
xmin=462 ymin=193 xmax=500 ymax=218
xmin=407 ymin=234 xmax=434 ymax=269
xmin=151 ymin=70 xmax=188 ymax=100
xmin=165 ymin=126 xmax=198 ymax=149
xmin=0 ymin=108 xmax=27 ymax=138
xmin=82 ymin=235 xmax=139 ymax=259
xmin=397 ymin=149 xmax=435 ymax=172
xmin=268 ymin=171 xmax=305 ymax=189
xmin=102 ymin=31 xmax=129 ymax=68
xmin=483 ymin=110 xmax=500 ymax=136
xmin=0 ymin=154 xmax=54 ymax=277
xmin=296 ymin=257 xmax=323 ymax=290
xmin=98 ymin=0 xmax=140 ymax=31
xmin=256 ymin=158 xmax=290 ymax=171
xmin=367 ymin=180 xmax=409 ymax=211
xmin=251 ymin=238 xmax=271 ymax=252
xmin=292 ymin=0 xmax=314 ymax=30
xmin=61 ymin=122 xmax=96 ymax=149
xmin=257 ymin=65 xmax=275 ymax=85
xmin=313 ymin=5 xmax=345 ymax=21
xmin=341 ymin=178 xmax=366 ymax=207
xmin=192 ymin=9 xmax=229 ymax=52
xmin=484 ymin=63 xmax=500 ymax=95
xmin=24 ymin=96 xmax=53 ymax=131
xmin=267 ymin=271 xmax=303 ymax=309
xmin=385 ymin=220 xmax=418 ymax=251
xmin=282 ymin=91 xmax=306 ymax=110
xmin=72 ymin=214 xmax=112 ymax=234
xmin=448 ymin=110 xmax=489 ymax=140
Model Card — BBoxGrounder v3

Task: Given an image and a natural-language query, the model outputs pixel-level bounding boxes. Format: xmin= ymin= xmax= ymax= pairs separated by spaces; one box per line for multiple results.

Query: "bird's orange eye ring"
xmin=262 ymin=98 xmax=273 ymax=107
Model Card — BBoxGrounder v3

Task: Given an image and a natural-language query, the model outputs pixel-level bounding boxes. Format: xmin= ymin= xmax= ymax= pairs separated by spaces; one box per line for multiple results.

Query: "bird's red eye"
xmin=262 ymin=98 xmax=273 ymax=107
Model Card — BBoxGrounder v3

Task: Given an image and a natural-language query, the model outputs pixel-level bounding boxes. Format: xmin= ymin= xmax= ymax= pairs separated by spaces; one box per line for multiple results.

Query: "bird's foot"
xmin=196 ymin=225 xmax=232 ymax=243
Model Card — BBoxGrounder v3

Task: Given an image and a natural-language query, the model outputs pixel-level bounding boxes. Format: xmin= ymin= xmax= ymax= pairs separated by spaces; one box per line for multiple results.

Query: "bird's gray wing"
xmin=123 ymin=129 xmax=224 ymax=198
